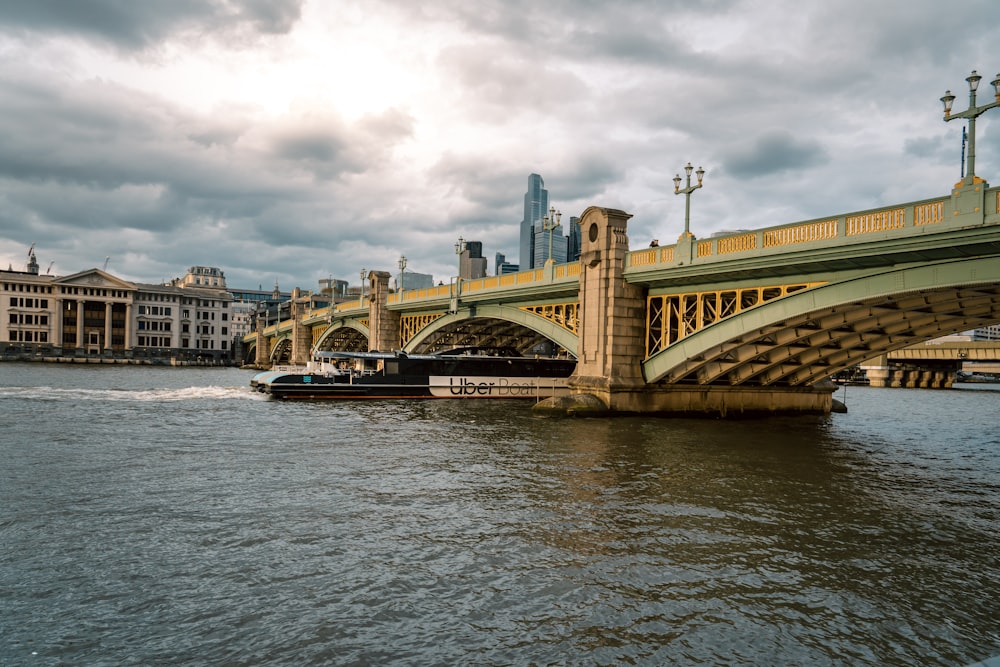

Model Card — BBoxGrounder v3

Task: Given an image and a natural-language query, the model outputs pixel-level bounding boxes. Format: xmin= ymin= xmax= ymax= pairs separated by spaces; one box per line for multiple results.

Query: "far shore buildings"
xmin=2 ymin=250 xmax=236 ymax=362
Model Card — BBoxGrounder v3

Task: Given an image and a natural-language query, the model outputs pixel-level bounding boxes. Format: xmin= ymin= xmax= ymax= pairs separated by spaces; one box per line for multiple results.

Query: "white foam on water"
xmin=0 ymin=384 xmax=263 ymax=402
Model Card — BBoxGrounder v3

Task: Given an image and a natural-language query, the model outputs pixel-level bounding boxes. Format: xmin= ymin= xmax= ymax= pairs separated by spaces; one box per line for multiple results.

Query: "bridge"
xmin=245 ymin=176 xmax=1000 ymax=415
xmin=856 ymin=340 xmax=1000 ymax=387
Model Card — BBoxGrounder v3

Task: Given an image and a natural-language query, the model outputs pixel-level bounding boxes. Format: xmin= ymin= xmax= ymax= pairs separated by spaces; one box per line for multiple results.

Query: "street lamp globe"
xmin=940 ymin=68 xmax=1000 ymax=185
xmin=674 ymin=161 xmax=705 ymax=237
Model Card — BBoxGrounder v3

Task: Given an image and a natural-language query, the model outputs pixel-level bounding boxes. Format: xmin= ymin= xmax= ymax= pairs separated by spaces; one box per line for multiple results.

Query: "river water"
xmin=1 ymin=362 xmax=998 ymax=666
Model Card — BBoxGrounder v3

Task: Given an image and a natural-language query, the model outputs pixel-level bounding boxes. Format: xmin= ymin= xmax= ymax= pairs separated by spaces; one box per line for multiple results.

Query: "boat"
xmin=251 ymin=346 xmax=577 ymax=400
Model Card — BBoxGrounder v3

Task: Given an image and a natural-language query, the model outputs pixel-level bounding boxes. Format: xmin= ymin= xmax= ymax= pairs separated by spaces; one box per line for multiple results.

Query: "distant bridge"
xmin=863 ymin=340 xmax=1000 ymax=384
xmin=247 ymin=178 xmax=1000 ymax=414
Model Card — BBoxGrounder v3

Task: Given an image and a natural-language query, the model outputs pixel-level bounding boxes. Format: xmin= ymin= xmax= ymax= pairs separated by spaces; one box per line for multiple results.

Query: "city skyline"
xmin=8 ymin=171 xmax=584 ymax=290
xmin=1 ymin=2 xmax=998 ymax=290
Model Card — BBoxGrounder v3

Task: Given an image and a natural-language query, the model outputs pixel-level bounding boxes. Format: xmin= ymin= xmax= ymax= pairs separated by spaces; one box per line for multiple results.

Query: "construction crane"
xmin=46 ymin=261 xmax=54 ymax=274
xmin=103 ymin=256 xmax=110 ymax=271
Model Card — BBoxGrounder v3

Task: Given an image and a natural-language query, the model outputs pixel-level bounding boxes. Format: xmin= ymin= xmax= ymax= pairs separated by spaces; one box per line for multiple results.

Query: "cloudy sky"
xmin=1 ymin=0 xmax=998 ymax=292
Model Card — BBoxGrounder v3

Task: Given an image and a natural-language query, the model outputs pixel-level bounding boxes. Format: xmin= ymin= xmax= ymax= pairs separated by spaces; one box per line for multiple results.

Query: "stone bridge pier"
xmin=555 ymin=206 xmax=836 ymax=416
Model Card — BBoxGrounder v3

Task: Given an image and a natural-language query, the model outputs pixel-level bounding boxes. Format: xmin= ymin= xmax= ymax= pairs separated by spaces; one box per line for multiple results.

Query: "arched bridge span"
xmin=644 ymin=256 xmax=1000 ymax=386
xmin=401 ymin=304 xmax=578 ymax=356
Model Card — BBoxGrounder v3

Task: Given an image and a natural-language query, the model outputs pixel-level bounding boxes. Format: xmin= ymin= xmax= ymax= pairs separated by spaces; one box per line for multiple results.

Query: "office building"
xmin=566 ymin=216 xmax=582 ymax=262
xmin=399 ymin=271 xmax=434 ymax=290
xmin=520 ymin=174 xmax=549 ymax=270
xmin=533 ymin=217 xmax=568 ymax=266
xmin=459 ymin=241 xmax=488 ymax=280
xmin=495 ymin=252 xmax=519 ymax=275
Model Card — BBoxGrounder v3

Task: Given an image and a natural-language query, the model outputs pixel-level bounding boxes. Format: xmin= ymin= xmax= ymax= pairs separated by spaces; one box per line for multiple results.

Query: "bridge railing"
xmin=625 ymin=191 xmax=984 ymax=269
xmin=386 ymin=263 xmax=581 ymax=304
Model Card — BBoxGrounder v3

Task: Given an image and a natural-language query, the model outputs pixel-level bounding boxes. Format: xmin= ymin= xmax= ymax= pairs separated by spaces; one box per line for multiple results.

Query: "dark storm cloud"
xmin=429 ymin=156 xmax=527 ymax=212
xmin=723 ymin=130 xmax=829 ymax=179
xmin=550 ymin=158 xmax=625 ymax=205
xmin=266 ymin=108 xmax=414 ymax=181
xmin=397 ymin=0 xmax=736 ymax=64
xmin=0 ymin=57 xmax=406 ymax=284
xmin=0 ymin=0 xmax=304 ymax=50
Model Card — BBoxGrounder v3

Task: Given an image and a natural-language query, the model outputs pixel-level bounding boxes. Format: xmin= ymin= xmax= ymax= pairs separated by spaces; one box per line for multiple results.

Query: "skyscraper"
xmin=566 ymin=216 xmax=582 ymax=263
xmin=494 ymin=252 xmax=519 ymax=275
xmin=520 ymin=174 xmax=548 ymax=270
xmin=533 ymin=218 xmax=569 ymax=266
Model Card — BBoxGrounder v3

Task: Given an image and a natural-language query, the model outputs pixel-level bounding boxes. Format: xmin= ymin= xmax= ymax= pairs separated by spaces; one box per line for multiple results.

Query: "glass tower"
xmin=520 ymin=174 xmax=548 ymax=270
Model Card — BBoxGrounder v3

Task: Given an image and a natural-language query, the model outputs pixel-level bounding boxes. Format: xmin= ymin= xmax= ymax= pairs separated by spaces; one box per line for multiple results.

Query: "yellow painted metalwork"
xmin=914 ymin=201 xmax=944 ymax=226
xmin=645 ymin=282 xmax=825 ymax=356
xmin=696 ymin=240 xmax=712 ymax=257
xmin=716 ymin=232 xmax=757 ymax=254
xmin=397 ymin=284 xmax=451 ymax=300
xmin=520 ymin=302 xmax=579 ymax=334
xmin=463 ymin=276 xmax=499 ymax=293
xmin=400 ymin=313 xmax=445 ymax=347
xmin=763 ymin=219 xmax=837 ymax=247
xmin=310 ymin=305 xmax=332 ymax=318
xmin=846 ymin=208 xmax=905 ymax=235
xmin=555 ymin=263 xmax=581 ymax=279
xmin=627 ymin=246 xmax=674 ymax=266
xmin=629 ymin=248 xmax=656 ymax=266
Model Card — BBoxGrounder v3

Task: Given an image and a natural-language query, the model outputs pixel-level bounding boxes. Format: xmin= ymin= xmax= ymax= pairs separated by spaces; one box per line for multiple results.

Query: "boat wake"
xmin=0 ymin=385 xmax=264 ymax=402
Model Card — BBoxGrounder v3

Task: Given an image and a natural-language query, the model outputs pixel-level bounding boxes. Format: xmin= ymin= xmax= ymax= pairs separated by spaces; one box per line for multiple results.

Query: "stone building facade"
xmin=2 ymin=256 xmax=233 ymax=363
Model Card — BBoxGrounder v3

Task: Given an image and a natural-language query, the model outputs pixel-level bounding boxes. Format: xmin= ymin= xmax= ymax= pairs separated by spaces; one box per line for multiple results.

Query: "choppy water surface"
xmin=1 ymin=363 xmax=999 ymax=666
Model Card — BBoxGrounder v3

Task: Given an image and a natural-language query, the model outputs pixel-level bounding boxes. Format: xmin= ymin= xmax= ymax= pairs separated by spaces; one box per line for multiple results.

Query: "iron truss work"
xmin=657 ymin=283 xmax=1000 ymax=387
xmin=646 ymin=282 xmax=824 ymax=356
xmin=400 ymin=313 xmax=445 ymax=349
xmin=519 ymin=302 xmax=579 ymax=334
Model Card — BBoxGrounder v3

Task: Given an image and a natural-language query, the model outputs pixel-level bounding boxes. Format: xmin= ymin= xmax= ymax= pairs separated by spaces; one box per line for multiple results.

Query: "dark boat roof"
xmin=313 ymin=346 xmax=544 ymax=362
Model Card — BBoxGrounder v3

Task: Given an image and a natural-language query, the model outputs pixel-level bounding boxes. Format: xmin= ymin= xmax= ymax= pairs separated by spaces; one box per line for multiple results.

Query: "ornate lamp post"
xmin=673 ymin=162 xmax=705 ymax=237
xmin=397 ymin=255 xmax=407 ymax=294
xmin=359 ymin=267 xmax=366 ymax=307
xmin=941 ymin=70 xmax=1000 ymax=186
xmin=542 ymin=206 xmax=562 ymax=264
xmin=453 ymin=236 xmax=466 ymax=300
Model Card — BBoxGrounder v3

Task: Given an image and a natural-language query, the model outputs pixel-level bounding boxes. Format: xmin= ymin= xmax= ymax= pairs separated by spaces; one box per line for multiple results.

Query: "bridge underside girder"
xmin=317 ymin=327 xmax=369 ymax=353
xmin=270 ymin=337 xmax=292 ymax=364
xmin=646 ymin=261 xmax=1000 ymax=388
xmin=408 ymin=316 xmax=567 ymax=355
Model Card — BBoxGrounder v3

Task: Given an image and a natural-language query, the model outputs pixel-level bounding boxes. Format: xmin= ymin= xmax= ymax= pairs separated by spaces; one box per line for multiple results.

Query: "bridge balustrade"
xmin=386 ymin=263 xmax=581 ymax=305
xmin=762 ymin=219 xmax=837 ymax=247
xmin=624 ymin=194 xmax=970 ymax=268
